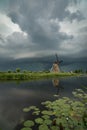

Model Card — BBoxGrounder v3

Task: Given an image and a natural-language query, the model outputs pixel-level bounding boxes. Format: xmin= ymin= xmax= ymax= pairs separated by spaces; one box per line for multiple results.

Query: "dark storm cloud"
xmin=68 ymin=10 xmax=85 ymax=21
xmin=0 ymin=0 xmax=87 ymax=61
xmin=0 ymin=34 xmax=5 ymax=43
xmin=48 ymin=0 xmax=84 ymax=21
xmin=50 ymin=0 xmax=69 ymax=20
xmin=7 ymin=0 xmax=74 ymax=53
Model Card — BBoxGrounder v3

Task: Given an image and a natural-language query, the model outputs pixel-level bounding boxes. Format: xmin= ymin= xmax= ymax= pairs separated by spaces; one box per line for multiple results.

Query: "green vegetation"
xmin=0 ymin=68 xmax=84 ymax=80
xmin=21 ymin=89 xmax=87 ymax=130
xmin=73 ymin=69 xmax=83 ymax=73
xmin=16 ymin=68 xmax=21 ymax=73
xmin=0 ymin=71 xmax=82 ymax=80
xmin=86 ymin=70 xmax=87 ymax=73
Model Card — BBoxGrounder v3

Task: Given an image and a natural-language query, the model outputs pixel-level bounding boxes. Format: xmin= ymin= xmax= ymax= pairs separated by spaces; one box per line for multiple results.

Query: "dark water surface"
xmin=0 ymin=76 xmax=87 ymax=130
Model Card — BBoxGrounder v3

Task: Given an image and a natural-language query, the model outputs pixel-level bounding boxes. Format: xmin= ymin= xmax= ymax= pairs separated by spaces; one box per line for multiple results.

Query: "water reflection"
xmin=52 ymin=79 xmax=59 ymax=87
xmin=0 ymin=77 xmax=87 ymax=130
xmin=52 ymin=78 xmax=64 ymax=96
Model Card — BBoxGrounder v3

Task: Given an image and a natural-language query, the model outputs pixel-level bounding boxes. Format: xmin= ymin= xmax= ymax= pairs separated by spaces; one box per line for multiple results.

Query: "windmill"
xmin=51 ymin=54 xmax=63 ymax=73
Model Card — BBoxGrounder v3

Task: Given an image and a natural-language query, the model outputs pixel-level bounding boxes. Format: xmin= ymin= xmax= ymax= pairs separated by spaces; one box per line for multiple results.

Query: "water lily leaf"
xmin=56 ymin=117 xmax=67 ymax=126
xmin=35 ymin=118 xmax=43 ymax=124
xmin=63 ymin=97 xmax=70 ymax=101
xmin=71 ymin=101 xmax=84 ymax=107
xmin=41 ymin=101 xmax=52 ymax=105
xmin=29 ymin=106 xmax=37 ymax=110
xmin=44 ymin=119 xmax=52 ymax=125
xmin=51 ymin=126 xmax=59 ymax=130
xmin=34 ymin=108 xmax=40 ymax=111
xmin=54 ymin=110 xmax=61 ymax=116
xmin=24 ymin=120 xmax=34 ymax=127
xmin=33 ymin=111 xmax=40 ymax=115
xmin=42 ymin=115 xmax=50 ymax=119
xmin=39 ymin=124 xmax=49 ymax=130
xmin=65 ymin=128 xmax=70 ymax=130
xmin=53 ymin=94 xmax=59 ymax=97
xmin=22 ymin=89 xmax=87 ymax=130
xmin=72 ymin=92 xmax=77 ymax=96
xmin=21 ymin=128 xmax=32 ymax=130
xmin=23 ymin=106 xmax=39 ymax=112
xmin=23 ymin=108 xmax=31 ymax=112
xmin=41 ymin=110 xmax=53 ymax=115
xmin=76 ymin=89 xmax=84 ymax=93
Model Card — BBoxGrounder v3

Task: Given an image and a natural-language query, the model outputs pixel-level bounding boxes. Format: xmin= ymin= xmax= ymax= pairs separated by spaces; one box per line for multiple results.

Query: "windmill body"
xmin=52 ymin=61 xmax=60 ymax=72
xmin=51 ymin=54 xmax=63 ymax=73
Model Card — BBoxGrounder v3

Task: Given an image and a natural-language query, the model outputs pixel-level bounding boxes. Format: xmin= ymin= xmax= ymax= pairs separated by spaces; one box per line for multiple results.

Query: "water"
xmin=0 ymin=76 xmax=87 ymax=130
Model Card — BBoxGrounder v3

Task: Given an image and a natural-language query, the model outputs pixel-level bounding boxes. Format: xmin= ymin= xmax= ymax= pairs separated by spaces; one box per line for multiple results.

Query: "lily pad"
xmin=39 ymin=124 xmax=49 ymax=130
xmin=21 ymin=128 xmax=32 ymax=130
xmin=24 ymin=120 xmax=34 ymax=127
xmin=23 ymin=108 xmax=30 ymax=112
xmin=29 ymin=106 xmax=37 ymax=110
xmin=51 ymin=126 xmax=59 ymax=130
xmin=41 ymin=110 xmax=53 ymax=115
xmin=44 ymin=119 xmax=52 ymax=125
xmin=22 ymin=89 xmax=87 ymax=130
xmin=42 ymin=115 xmax=50 ymax=119
xmin=41 ymin=101 xmax=51 ymax=105
xmin=33 ymin=111 xmax=40 ymax=115
xmin=35 ymin=118 xmax=43 ymax=124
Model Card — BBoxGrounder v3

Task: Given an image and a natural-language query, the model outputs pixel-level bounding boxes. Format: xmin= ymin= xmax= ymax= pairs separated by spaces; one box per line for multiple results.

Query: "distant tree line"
xmin=74 ymin=69 xmax=83 ymax=73
xmin=4 ymin=68 xmax=87 ymax=74
xmin=74 ymin=69 xmax=87 ymax=73
xmin=8 ymin=68 xmax=21 ymax=73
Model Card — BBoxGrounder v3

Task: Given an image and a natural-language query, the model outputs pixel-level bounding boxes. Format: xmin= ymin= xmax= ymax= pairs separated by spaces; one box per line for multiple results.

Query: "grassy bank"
xmin=0 ymin=71 xmax=82 ymax=81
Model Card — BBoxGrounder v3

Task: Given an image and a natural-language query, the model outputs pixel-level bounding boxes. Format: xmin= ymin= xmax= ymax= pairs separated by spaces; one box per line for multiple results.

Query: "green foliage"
xmin=21 ymin=128 xmax=32 ymax=130
xmin=8 ymin=70 xmax=12 ymax=73
xmin=16 ymin=68 xmax=21 ymax=73
xmin=38 ymin=124 xmax=49 ymax=130
xmin=74 ymin=69 xmax=83 ymax=73
xmin=22 ymin=89 xmax=87 ymax=130
xmin=24 ymin=120 xmax=34 ymax=127
xmin=35 ymin=118 xmax=44 ymax=124
xmin=0 ymin=71 xmax=81 ymax=80
xmin=23 ymin=70 xmax=27 ymax=73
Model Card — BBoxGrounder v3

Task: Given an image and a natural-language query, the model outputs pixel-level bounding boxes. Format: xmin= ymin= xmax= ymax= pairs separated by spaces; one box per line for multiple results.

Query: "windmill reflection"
xmin=52 ymin=79 xmax=63 ymax=96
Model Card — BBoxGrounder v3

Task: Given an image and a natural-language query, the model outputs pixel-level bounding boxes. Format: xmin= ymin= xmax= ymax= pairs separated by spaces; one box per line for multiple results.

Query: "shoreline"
xmin=0 ymin=72 xmax=84 ymax=81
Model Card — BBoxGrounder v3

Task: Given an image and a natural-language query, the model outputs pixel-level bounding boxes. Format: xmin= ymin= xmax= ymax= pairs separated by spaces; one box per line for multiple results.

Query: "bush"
xmin=16 ymin=68 xmax=21 ymax=73
xmin=8 ymin=70 xmax=11 ymax=73
xmin=74 ymin=69 xmax=83 ymax=73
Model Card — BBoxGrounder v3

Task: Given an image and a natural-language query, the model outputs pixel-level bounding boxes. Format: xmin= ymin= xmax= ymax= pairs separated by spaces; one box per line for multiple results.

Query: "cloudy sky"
xmin=0 ymin=0 xmax=87 ymax=61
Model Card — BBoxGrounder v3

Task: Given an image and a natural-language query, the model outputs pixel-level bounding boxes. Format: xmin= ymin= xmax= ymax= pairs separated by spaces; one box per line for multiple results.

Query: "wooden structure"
xmin=51 ymin=54 xmax=63 ymax=73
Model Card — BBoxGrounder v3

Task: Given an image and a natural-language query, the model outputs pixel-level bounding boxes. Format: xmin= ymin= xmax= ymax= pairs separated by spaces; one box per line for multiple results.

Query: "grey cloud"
xmin=0 ymin=34 xmax=5 ymax=43
xmin=51 ymin=0 xmax=69 ymax=20
xmin=0 ymin=32 xmax=32 ymax=58
xmin=50 ymin=0 xmax=84 ymax=22
xmin=79 ymin=26 xmax=87 ymax=33
xmin=7 ymin=0 xmax=74 ymax=53
xmin=68 ymin=10 xmax=85 ymax=22
xmin=0 ymin=0 xmax=86 ymax=60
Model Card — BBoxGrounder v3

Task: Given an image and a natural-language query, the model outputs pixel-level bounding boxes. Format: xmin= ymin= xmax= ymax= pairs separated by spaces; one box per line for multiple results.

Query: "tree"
xmin=16 ymin=68 xmax=21 ymax=73
xmin=8 ymin=70 xmax=11 ymax=73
